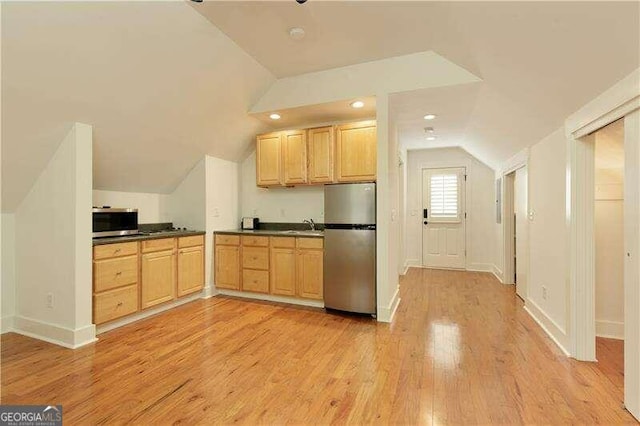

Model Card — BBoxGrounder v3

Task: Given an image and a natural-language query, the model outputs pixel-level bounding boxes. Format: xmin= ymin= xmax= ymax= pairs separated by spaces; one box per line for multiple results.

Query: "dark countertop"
xmin=215 ymin=229 xmax=324 ymax=238
xmin=93 ymin=230 xmax=206 ymax=246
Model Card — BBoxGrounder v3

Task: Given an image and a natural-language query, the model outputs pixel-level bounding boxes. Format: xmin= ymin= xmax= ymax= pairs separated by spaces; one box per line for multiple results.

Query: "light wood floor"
xmin=2 ymin=268 xmax=637 ymax=424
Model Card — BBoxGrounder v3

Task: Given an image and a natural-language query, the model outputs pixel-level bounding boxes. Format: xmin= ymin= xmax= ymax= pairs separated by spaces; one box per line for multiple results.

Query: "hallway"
xmin=1 ymin=268 xmax=635 ymax=424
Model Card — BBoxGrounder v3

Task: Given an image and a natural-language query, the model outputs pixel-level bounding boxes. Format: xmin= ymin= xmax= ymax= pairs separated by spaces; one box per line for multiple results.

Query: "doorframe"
xmin=501 ymin=153 xmax=529 ymax=286
xmin=420 ymin=165 xmax=468 ymax=270
xmin=566 ymin=68 xmax=640 ymax=419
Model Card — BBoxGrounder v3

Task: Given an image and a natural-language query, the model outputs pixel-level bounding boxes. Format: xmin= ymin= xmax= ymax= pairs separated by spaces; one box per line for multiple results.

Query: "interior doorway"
xmin=594 ymin=119 xmax=625 ymax=390
xmin=502 ymin=166 xmax=528 ymax=299
xmin=421 ymin=167 xmax=466 ymax=269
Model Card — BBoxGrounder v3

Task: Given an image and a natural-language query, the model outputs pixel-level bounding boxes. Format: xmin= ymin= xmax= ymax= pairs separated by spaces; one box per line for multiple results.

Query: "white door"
xmin=422 ymin=167 xmax=466 ymax=269
xmin=514 ymin=167 xmax=528 ymax=299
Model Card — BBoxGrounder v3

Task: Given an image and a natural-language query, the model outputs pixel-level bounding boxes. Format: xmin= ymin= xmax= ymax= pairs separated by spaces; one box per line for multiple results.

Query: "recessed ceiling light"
xmin=269 ymin=113 xmax=281 ymax=120
xmin=289 ymin=27 xmax=305 ymax=40
xmin=350 ymin=100 xmax=364 ymax=109
xmin=424 ymin=114 xmax=436 ymax=120
xmin=426 ymin=136 xmax=437 ymax=141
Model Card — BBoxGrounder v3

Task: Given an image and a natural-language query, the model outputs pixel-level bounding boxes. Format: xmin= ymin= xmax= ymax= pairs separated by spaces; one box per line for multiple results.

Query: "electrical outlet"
xmin=280 ymin=208 xmax=285 ymax=217
xmin=213 ymin=208 xmax=220 ymax=218
xmin=252 ymin=209 xmax=258 ymax=215
xmin=528 ymin=211 xmax=534 ymax=221
xmin=47 ymin=293 xmax=54 ymax=308
xmin=542 ymin=286 xmax=548 ymax=300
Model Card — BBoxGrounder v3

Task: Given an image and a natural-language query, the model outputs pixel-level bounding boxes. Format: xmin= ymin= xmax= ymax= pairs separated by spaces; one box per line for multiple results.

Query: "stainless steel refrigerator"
xmin=323 ymin=183 xmax=376 ymax=315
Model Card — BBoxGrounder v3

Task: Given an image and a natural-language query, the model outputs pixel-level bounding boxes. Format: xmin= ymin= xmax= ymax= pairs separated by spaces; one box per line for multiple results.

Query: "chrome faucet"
xmin=303 ymin=219 xmax=316 ymax=231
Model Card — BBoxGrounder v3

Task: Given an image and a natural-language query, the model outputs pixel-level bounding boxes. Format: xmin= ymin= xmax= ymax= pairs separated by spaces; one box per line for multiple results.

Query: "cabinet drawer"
xmin=94 ymin=255 xmax=138 ymax=293
xmin=93 ymin=242 xmax=138 ymax=260
xmin=297 ymin=238 xmax=324 ymax=249
xmin=179 ymin=235 xmax=204 ymax=248
xmin=242 ymin=269 xmax=269 ymax=293
xmin=270 ymin=236 xmax=296 ymax=248
xmin=215 ymin=234 xmax=240 ymax=246
xmin=141 ymin=238 xmax=176 ymax=253
xmin=94 ymin=284 xmax=138 ymax=325
xmin=241 ymin=235 xmax=269 ymax=247
xmin=242 ymin=247 xmax=269 ymax=270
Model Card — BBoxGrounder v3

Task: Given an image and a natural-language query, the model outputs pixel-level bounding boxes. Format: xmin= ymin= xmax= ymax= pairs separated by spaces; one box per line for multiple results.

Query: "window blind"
xmin=430 ymin=174 xmax=459 ymax=218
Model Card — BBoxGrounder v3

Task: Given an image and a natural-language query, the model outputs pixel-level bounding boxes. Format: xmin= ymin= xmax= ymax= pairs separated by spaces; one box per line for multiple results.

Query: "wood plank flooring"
xmin=2 ymin=268 xmax=637 ymax=424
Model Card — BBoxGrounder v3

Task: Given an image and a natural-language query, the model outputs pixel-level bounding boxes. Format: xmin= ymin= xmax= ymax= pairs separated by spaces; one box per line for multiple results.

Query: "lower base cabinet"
xmin=215 ymin=234 xmax=323 ymax=301
xmin=177 ymin=245 xmax=205 ymax=297
xmin=297 ymin=249 xmax=323 ymax=300
xmin=141 ymin=249 xmax=176 ymax=309
xmin=93 ymin=235 xmax=205 ymax=325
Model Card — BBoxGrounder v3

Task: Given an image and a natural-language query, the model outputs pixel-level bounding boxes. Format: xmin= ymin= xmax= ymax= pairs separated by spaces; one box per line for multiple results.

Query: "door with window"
xmin=422 ymin=167 xmax=466 ymax=269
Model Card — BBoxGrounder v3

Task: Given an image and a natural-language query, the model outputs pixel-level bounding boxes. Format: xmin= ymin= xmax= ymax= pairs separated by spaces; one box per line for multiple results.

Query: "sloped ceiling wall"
xmin=1 ymin=2 xmax=275 ymax=212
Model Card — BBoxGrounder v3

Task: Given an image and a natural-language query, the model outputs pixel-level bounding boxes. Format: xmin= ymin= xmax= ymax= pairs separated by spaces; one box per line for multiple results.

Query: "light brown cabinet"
xmin=282 ymin=130 xmax=307 ymax=185
xmin=307 ymin=126 xmax=334 ymax=184
xmin=214 ymin=234 xmax=324 ymax=301
xmin=177 ymin=246 xmax=204 ymax=297
xmin=93 ymin=234 xmax=205 ymax=325
xmin=255 ymin=120 xmax=376 ymax=188
xmin=335 ymin=120 xmax=377 ymax=182
xmin=92 ymin=243 xmax=140 ymax=325
xmin=270 ymin=247 xmax=296 ymax=296
xmin=256 ymin=132 xmax=282 ymax=186
xmin=141 ymin=248 xmax=176 ymax=309
xmin=214 ymin=235 xmax=241 ymax=290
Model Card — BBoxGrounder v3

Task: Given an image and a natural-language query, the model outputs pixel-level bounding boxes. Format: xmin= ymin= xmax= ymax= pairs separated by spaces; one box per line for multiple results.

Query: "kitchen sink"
xmin=278 ymin=230 xmax=324 ymax=236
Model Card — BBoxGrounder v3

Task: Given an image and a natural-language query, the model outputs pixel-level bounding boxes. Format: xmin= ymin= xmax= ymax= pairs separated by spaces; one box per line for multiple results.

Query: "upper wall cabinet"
xmin=256 ymin=120 xmax=376 ymax=188
xmin=335 ymin=120 xmax=377 ymax=182
xmin=282 ymin=130 xmax=307 ymax=185
xmin=256 ymin=132 xmax=282 ymax=186
xmin=307 ymin=126 xmax=334 ymax=184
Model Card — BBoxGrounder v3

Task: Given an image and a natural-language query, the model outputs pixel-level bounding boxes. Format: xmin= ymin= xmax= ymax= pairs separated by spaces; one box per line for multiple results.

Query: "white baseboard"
xmin=201 ymin=285 xmax=217 ymax=299
xmin=217 ymin=289 xmax=325 ymax=309
xmin=492 ymin=265 xmax=504 ymax=283
xmin=97 ymin=292 xmax=203 ymax=334
xmin=12 ymin=316 xmax=96 ymax=349
xmin=596 ymin=320 xmax=624 ymax=340
xmin=524 ymin=300 xmax=571 ymax=357
xmin=405 ymin=259 xmax=422 ymax=268
xmin=1 ymin=316 xmax=14 ymax=334
xmin=466 ymin=263 xmax=494 ymax=273
xmin=377 ymin=286 xmax=400 ymax=323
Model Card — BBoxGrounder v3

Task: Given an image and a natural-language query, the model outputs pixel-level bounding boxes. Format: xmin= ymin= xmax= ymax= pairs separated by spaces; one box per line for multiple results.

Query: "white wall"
xmin=206 ymin=156 xmax=239 ymax=295
xmin=526 ymin=127 xmax=569 ymax=347
xmin=2 ymin=214 xmax=16 ymax=332
xmin=164 ymin=159 xmax=206 ymax=231
xmin=240 ymin=151 xmax=324 ymax=223
xmin=92 ymin=190 xmax=170 ymax=224
xmin=13 ymin=123 xmax=95 ymax=348
xmin=405 ymin=147 xmax=496 ymax=271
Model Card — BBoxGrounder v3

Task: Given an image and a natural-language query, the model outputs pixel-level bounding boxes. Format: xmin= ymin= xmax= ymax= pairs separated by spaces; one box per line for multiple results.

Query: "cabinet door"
xmin=215 ymin=245 xmax=240 ymax=290
xmin=335 ymin=121 xmax=377 ymax=182
xmin=141 ymin=249 xmax=176 ymax=309
xmin=256 ymin=132 xmax=282 ymax=186
xmin=297 ymin=249 xmax=324 ymax=300
xmin=282 ymin=130 xmax=307 ymax=185
xmin=270 ymin=247 xmax=296 ymax=296
xmin=308 ymin=126 xmax=334 ymax=183
xmin=177 ymin=245 xmax=204 ymax=297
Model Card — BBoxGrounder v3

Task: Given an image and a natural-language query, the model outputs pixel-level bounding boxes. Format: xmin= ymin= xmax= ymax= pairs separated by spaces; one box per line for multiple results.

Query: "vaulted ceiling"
xmin=2 ymin=2 xmax=274 ymax=212
xmin=3 ymin=1 xmax=638 ymax=211
xmin=199 ymin=1 xmax=639 ymax=169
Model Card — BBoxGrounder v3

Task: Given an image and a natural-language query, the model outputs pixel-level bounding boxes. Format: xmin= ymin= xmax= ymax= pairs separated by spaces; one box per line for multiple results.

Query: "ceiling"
xmin=251 ymin=96 xmax=376 ymax=130
xmin=1 ymin=2 xmax=274 ymax=212
xmin=3 ymin=1 xmax=638 ymax=211
xmin=197 ymin=1 xmax=639 ymax=169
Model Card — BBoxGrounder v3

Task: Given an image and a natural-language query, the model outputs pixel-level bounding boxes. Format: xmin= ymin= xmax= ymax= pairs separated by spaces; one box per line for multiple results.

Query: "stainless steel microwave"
xmin=92 ymin=208 xmax=138 ymax=238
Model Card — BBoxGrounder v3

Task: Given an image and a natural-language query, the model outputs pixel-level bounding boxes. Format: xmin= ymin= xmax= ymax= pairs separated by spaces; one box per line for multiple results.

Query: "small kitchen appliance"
xmin=241 ymin=217 xmax=260 ymax=230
